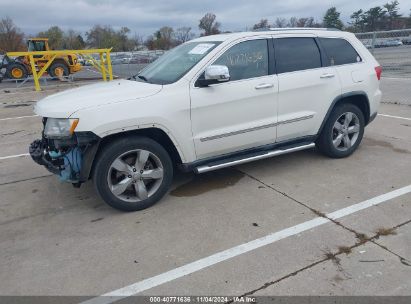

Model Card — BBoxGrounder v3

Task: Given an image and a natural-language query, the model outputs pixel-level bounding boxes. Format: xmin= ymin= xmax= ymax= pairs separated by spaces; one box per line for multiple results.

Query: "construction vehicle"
xmin=2 ymin=38 xmax=82 ymax=80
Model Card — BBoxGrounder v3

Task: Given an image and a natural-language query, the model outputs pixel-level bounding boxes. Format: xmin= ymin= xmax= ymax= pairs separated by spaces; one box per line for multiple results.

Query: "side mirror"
xmin=205 ymin=65 xmax=230 ymax=82
xmin=196 ymin=65 xmax=230 ymax=87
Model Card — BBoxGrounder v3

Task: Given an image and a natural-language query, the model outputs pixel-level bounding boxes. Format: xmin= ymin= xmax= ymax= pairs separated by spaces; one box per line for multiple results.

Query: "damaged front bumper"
xmin=29 ymin=131 xmax=100 ymax=185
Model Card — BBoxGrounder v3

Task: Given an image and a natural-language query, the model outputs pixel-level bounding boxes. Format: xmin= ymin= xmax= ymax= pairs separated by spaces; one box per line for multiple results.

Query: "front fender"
xmin=96 ymin=122 xmax=188 ymax=163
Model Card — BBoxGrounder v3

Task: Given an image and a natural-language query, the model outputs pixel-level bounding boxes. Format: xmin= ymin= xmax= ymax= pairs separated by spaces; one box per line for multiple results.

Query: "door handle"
xmin=255 ymin=83 xmax=274 ymax=89
xmin=320 ymin=73 xmax=335 ymax=79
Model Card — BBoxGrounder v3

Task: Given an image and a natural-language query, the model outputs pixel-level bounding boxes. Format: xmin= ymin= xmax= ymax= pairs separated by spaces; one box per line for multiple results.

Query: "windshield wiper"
xmin=138 ymin=75 xmax=148 ymax=82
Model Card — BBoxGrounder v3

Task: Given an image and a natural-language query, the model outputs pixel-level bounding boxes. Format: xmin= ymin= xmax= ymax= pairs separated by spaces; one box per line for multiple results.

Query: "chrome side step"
xmin=195 ymin=143 xmax=315 ymax=174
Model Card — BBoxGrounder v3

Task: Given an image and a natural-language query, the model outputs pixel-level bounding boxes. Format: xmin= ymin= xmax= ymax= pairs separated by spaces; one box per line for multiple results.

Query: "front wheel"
xmin=6 ymin=63 xmax=28 ymax=80
xmin=93 ymin=137 xmax=173 ymax=211
xmin=316 ymin=103 xmax=365 ymax=158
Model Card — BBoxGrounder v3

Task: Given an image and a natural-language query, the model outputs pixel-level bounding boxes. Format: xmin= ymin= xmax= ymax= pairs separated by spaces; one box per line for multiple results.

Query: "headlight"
xmin=44 ymin=118 xmax=79 ymax=138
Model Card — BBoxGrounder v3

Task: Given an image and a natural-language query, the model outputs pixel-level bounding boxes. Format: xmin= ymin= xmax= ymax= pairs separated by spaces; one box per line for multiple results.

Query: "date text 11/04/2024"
xmin=149 ymin=296 xmax=256 ymax=303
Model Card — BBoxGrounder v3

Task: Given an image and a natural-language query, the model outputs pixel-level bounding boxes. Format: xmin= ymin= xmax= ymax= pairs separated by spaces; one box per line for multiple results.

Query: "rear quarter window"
xmin=319 ymin=38 xmax=362 ymax=66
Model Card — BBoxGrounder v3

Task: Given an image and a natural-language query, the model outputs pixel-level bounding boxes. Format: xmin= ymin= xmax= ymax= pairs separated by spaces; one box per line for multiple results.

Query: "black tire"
xmin=316 ymin=103 xmax=365 ymax=158
xmin=6 ymin=63 xmax=28 ymax=80
xmin=48 ymin=61 xmax=69 ymax=78
xmin=93 ymin=136 xmax=173 ymax=212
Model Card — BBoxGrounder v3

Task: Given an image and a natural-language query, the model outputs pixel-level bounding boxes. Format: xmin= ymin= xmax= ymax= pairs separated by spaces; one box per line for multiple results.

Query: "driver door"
xmin=190 ymin=38 xmax=278 ymax=159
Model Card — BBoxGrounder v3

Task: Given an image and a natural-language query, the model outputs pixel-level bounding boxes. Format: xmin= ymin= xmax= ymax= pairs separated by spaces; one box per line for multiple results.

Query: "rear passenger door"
xmin=274 ymin=36 xmax=341 ymax=142
xmin=318 ymin=37 xmax=365 ymax=95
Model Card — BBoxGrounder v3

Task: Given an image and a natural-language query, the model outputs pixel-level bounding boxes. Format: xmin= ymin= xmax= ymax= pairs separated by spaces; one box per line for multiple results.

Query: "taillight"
xmin=375 ymin=66 xmax=382 ymax=80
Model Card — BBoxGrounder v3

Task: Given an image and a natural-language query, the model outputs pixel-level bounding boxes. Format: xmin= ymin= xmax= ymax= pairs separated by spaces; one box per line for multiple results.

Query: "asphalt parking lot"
xmin=371 ymin=45 xmax=411 ymax=78
xmin=0 ymin=77 xmax=410 ymax=302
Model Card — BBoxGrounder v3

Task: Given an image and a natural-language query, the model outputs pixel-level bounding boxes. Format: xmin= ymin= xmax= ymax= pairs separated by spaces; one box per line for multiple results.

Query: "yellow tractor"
xmin=4 ymin=38 xmax=82 ymax=80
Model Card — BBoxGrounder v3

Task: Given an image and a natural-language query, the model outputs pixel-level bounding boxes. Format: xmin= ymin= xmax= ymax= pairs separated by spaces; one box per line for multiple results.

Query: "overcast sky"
xmin=2 ymin=0 xmax=411 ymax=37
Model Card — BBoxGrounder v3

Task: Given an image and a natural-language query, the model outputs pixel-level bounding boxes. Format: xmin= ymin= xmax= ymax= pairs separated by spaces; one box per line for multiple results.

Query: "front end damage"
xmin=29 ymin=118 xmax=100 ymax=186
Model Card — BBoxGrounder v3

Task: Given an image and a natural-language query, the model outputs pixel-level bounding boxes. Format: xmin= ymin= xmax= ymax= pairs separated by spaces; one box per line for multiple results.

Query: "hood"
xmin=34 ymin=79 xmax=162 ymax=118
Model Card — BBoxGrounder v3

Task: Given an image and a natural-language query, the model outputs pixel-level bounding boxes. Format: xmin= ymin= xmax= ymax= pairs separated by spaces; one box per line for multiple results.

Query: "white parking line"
xmin=0 ymin=153 xmax=30 ymax=160
xmin=81 ymin=184 xmax=411 ymax=304
xmin=378 ymin=114 xmax=411 ymax=121
xmin=0 ymin=115 xmax=39 ymax=121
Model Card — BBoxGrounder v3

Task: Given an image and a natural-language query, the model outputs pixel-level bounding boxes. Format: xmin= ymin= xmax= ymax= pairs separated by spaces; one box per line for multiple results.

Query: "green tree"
xmin=152 ymin=26 xmax=175 ymax=50
xmin=350 ymin=9 xmax=365 ymax=32
xmin=199 ymin=13 xmax=221 ymax=36
xmin=37 ymin=26 xmax=64 ymax=49
xmin=86 ymin=25 xmax=134 ymax=51
xmin=0 ymin=17 xmax=25 ymax=52
xmin=323 ymin=7 xmax=344 ymax=29
xmin=363 ymin=6 xmax=386 ymax=31
xmin=384 ymin=1 xmax=401 ymax=30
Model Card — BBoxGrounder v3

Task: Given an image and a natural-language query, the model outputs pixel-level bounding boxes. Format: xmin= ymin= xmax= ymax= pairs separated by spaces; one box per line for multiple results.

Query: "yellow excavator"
xmin=1 ymin=38 xmax=82 ymax=80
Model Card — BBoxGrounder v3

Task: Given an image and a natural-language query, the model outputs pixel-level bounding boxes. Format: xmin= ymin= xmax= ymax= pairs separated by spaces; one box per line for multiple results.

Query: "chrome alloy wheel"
xmin=332 ymin=112 xmax=360 ymax=151
xmin=107 ymin=149 xmax=164 ymax=202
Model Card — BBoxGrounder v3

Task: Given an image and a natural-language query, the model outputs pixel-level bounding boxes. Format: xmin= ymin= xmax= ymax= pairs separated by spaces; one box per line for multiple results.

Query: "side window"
xmin=319 ymin=38 xmax=362 ymax=66
xmin=275 ymin=38 xmax=321 ymax=73
xmin=213 ymin=39 xmax=268 ymax=81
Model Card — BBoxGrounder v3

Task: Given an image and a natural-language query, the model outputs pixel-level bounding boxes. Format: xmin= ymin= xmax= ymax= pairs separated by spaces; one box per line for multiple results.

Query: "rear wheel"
xmin=48 ymin=62 xmax=69 ymax=78
xmin=316 ymin=103 xmax=365 ymax=158
xmin=93 ymin=137 xmax=173 ymax=211
xmin=6 ymin=63 xmax=28 ymax=80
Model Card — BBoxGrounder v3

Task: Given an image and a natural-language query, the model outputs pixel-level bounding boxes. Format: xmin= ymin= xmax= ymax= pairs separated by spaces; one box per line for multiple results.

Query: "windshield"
xmin=134 ymin=41 xmax=221 ymax=85
xmin=28 ymin=41 xmax=46 ymax=52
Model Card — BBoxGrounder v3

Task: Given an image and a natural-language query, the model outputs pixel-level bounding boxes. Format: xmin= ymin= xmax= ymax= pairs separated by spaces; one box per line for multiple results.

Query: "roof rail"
xmin=253 ymin=27 xmax=341 ymax=32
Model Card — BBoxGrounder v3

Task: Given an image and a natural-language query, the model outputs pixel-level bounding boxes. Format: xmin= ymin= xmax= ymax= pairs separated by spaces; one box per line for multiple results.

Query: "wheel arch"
xmin=318 ymin=91 xmax=370 ymax=136
xmin=88 ymin=127 xmax=184 ymax=181
xmin=51 ymin=58 xmax=69 ymax=66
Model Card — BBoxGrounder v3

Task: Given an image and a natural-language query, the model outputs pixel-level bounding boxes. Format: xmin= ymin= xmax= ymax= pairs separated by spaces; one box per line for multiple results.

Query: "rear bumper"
xmin=29 ymin=132 xmax=100 ymax=183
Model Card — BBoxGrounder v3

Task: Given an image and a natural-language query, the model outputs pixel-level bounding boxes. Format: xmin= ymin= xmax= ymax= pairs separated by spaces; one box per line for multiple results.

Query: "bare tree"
xmin=274 ymin=18 xmax=287 ymax=28
xmin=288 ymin=17 xmax=298 ymax=27
xmin=63 ymin=29 xmax=85 ymax=49
xmin=296 ymin=17 xmax=315 ymax=27
xmin=0 ymin=17 xmax=25 ymax=52
xmin=157 ymin=26 xmax=174 ymax=49
xmin=199 ymin=13 xmax=221 ymax=36
xmin=131 ymin=32 xmax=144 ymax=50
xmin=253 ymin=19 xmax=270 ymax=30
xmin=174 ymin=27 xmax=194 ymax=43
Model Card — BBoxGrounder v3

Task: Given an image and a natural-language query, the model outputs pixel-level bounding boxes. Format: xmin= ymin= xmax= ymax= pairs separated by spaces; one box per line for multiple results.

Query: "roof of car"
xmin=192 ymin=28 xmax=351 ymax=43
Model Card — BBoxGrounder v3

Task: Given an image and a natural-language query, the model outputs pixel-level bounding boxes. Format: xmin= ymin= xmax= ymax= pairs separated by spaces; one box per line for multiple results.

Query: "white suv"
xmin=30 ymin=29 xmax=382 ymax=211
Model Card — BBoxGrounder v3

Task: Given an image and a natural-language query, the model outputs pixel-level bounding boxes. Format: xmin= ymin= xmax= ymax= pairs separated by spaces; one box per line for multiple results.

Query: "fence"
xmin=101 ymin=50 xmax=165 ymax=79
xmin=0 ymin=50 xmax=162 ymax=90
xmin=355 ymin=28 xmax=411 ymax=78
xmin=83 ymin=30 xmax=411 ymax=80
xmin=2 ymin=30 xmax=411 ymax=91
